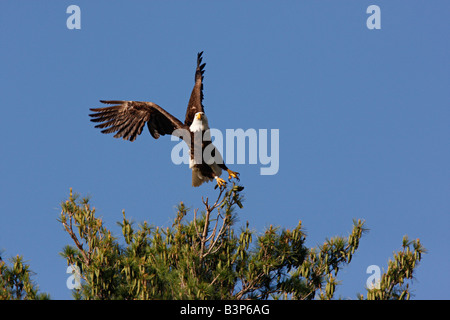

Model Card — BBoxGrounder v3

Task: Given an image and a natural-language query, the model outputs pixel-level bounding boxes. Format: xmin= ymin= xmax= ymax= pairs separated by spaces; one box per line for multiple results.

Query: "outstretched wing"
xmin=89 ymin=100 xmax=186 ymax=142
xmin=185 ymin=51 xmax=206 ymax=126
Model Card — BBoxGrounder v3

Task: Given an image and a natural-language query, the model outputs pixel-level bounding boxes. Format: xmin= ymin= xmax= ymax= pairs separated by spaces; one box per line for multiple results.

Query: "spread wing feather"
xmin=185 ymin=51 xmax=206 ymax=126
xmin=89 ymin=100 xmax=186 ymax=142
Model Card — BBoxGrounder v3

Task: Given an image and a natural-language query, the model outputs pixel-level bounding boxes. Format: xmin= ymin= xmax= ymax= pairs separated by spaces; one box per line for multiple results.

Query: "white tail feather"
xmin=192 ymin=167 xmax=211 ymax=187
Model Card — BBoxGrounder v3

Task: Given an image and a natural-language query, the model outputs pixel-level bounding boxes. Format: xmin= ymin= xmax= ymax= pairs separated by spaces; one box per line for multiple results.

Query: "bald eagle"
xmin=89 ymin=52 xmax=239 ymax=188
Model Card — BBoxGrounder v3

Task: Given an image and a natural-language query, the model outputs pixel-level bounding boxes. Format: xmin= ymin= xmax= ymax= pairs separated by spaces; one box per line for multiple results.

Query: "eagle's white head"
xmin=189 ymin=112 xmax=209 ymax=132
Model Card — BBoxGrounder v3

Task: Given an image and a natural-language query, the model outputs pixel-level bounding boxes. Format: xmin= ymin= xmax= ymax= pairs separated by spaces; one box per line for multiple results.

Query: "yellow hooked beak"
xmin=196 ymin=113 xmax=202 ymax=120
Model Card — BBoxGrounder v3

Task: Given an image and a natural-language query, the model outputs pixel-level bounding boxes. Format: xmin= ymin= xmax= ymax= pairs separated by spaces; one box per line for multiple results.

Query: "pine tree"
xmin=56 ymin=184 xmax=425 ymax=300
xmin=0 ymin=254 xmax=50 ymax=300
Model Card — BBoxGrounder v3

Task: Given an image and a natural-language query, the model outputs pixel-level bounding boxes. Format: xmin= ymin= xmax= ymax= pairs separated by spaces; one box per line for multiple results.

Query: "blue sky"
xmin=1 ymin=1 xmax=449 ymax=299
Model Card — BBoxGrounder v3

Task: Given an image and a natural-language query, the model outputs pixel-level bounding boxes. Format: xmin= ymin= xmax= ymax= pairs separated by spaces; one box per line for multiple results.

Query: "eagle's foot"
xmin=227 ymin=169 xmax=240 ymax=181
xmin=215 ymin=176 xmax=227 ymax=189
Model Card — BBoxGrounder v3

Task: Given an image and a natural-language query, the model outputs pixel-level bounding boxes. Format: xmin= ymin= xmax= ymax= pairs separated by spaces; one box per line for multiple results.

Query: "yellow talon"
xmin=227 ymin=169 xmax=240 ymax=181
xmin=215 ymin=177 xmax=227 ymax=188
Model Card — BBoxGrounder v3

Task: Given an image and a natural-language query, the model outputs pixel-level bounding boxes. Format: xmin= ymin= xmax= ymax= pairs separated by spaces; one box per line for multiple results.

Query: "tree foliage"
xmin=361 ymin=236 xmax=426 ymax=300
xmin=0 ymin=255 xmax=50 ymax=300
xmin=55 ymin=184 xmax=425 ymax=300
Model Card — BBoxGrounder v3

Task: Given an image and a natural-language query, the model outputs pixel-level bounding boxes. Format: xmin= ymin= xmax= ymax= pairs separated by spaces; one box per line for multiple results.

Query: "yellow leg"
xmin=215 ymin=176 xmax=227 ymax=188
xmin=227 ymin=169 xmax=240 ymax=181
